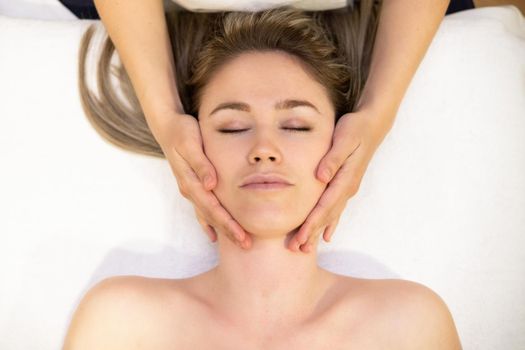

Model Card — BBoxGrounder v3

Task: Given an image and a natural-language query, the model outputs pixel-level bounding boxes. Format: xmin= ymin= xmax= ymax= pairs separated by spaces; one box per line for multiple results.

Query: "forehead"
xmin=199 ymin=51 xmax=334 ymax=117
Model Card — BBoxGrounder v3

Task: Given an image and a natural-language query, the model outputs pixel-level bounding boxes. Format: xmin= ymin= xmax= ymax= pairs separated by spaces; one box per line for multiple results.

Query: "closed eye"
xmin=218 ymin=128 xmax=249 ymax=133
xmin=218 ymin=127 xmax=311 ymax=133
xmin=284 ymin=127 xmax=311 ymax=132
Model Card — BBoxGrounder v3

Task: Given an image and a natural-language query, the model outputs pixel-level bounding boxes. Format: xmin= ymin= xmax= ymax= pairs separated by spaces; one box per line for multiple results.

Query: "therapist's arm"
xmin=293 ymin=0 xmax=451 ymax=251
xmin=93 ymin=0 xmax=250 ymax=248
xmin=356 ymin=0 xmax=451 ymax=121
xmin=93 ymin=0 xmax=182 ymax=118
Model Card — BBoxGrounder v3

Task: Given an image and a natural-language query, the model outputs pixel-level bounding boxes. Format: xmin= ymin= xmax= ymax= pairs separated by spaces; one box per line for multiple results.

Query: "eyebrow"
xmin=208 ymin=99 xmax=321 ymax=117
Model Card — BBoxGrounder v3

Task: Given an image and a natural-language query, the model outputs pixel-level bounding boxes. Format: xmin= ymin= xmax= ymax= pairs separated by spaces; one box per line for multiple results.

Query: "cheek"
xmin=200 ymin=133 xmax=242 ymax=197
xmin=287 ymin=136 xmax=331 ymax=201
xmin=289 ymin=131 xmax=333 ymax=172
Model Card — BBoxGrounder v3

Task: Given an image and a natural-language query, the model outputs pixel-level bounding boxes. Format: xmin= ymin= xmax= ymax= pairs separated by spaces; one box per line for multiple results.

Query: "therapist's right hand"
xmin=153 ymin=111 xmax=252 ymax=249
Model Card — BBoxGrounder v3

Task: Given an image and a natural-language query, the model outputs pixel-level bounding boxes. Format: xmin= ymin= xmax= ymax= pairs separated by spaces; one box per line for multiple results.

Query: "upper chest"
xmin=129 ymin=278 xmax=411 ymax=350
xmin=144 ymin=292 xmax=399 ymax=350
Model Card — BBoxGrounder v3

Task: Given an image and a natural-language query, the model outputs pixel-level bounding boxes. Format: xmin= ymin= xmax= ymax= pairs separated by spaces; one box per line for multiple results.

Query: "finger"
xmin=172 ymin=117 xmax=218 ymax=190
xmin=197 ymin=202 xmax=249 ymax=248
xmin=322 ymin=218 xmax=339 ymax=242
xmin=299 ymin=226 xmax=324 ymax=253
xmin=293 ymin=158 xmax=361 ymax=248
xmin=165 ymin=145 xmax=201 ymax=198
xmin=299 ymin=216 xmax=340 ymax=253
xmin=196 ymin=210 xmax=217 ymax=242
xmin=174 ymin=144 xmax=217 ymax=191
xmin=300 ymin=218 xmax=339 ymax=253
xmin=316 ymin=137 xmax=361 ymax=184
xmin=172 ymin=147 xmax=252 ymax=249
xmin=315 ymin=113 xmax=362 ymax=184
xmin=197 ymin=206 xmax=252 ymax=250
xmin=292 ymin=187 xmax=339 ymax=247
xmin=189 ymin=181 xmax=251 ymax=248
xmin=204 ymin=224 xmax=218 ymax=242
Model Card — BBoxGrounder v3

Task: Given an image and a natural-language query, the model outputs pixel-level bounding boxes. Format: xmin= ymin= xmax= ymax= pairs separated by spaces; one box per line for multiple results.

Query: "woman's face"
xmin=198 ymin=51 xmax=335 ymax=238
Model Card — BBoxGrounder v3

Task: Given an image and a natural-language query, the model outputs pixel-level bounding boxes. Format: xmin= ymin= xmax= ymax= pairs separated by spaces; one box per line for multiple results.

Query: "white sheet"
xmin=0 ymin=0 xmax=76 ymax=20
xmin=0 ymin=5 xmax=524 ymax=350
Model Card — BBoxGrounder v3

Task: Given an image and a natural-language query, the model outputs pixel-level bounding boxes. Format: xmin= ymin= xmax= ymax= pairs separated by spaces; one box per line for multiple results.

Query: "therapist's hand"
xmin=154 ymin=112 xmax=252 ymax=249
xmin=288 ymin=106 xmax=394 ymax=253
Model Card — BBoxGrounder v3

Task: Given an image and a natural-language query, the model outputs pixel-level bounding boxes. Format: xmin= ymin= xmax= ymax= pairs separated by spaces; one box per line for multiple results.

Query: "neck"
xmin=206 ymin=229 xmax=333 ymax=326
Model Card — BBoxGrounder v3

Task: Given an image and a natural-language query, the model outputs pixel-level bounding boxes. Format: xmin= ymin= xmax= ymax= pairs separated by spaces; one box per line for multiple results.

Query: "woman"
xmin=86 ymin=0 xmax=452 ymax=253
xmin=64 ymin=7 xmax=461 ymax=349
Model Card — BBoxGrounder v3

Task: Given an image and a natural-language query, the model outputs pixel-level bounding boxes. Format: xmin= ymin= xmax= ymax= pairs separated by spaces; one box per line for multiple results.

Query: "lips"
xmin=240 ymin=173 xmax=292 ymax=187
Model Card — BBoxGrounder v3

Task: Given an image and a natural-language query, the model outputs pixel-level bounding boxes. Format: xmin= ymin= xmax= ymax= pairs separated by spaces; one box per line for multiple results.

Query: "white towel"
xmin=171 ymin=0 xmax=350 ymax=12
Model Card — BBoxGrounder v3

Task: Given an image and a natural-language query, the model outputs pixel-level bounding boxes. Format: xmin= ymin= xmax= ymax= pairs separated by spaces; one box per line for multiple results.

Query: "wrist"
xmin=355 ymin=95 xmax=398 ymax=133
xmin=142 ymin=92 xmax=185 ymax=117
xmin=142 ymin=97 xmax=184 ymax=128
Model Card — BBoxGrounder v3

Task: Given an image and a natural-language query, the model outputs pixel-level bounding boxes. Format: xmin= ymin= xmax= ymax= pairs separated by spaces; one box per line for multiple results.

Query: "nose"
xmin=247 ymin=130 xmax=283 ymax=165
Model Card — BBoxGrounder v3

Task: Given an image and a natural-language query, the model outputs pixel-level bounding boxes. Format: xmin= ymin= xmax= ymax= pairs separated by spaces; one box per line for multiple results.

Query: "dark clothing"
xmin=59 ymin=0 xmax=99 ymax=19
xmin=446 ymin=0 xmax=476 ymax=15
xmin=59 ymin=0 xmax=475 ymax=20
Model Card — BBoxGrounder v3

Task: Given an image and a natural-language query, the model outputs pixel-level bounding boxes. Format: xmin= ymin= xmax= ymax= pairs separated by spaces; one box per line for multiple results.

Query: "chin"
xmin=217 ymin=187 xmax=321 ymax=237
xmin=236 ymin=216 xmax=301 ymax=239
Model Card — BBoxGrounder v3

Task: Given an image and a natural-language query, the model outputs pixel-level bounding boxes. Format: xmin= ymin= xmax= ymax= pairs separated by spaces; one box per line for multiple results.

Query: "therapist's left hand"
xmin=288 ymin=106 xmax=395 ymax=253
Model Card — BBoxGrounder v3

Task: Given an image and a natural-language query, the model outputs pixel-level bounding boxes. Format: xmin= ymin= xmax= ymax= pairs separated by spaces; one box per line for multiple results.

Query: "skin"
xmin=94 ymin=0 xmax=452 ymax=253
xmin=289 ymin=0 xmax=452 ymax=252
xmin=193 ymin=50 xmax=338 ymax=328
xmin=63 ymin=52 xmax=462 ymax=350
xmin=198 ymin=51 xmax=336 ymax=241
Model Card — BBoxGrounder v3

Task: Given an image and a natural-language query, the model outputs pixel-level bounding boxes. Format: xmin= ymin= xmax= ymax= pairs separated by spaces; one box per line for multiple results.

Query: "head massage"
xmin=77 ymin=5 xmax=379 ymax=249
xmin=1 ymin=2 xmax=524 ymax=349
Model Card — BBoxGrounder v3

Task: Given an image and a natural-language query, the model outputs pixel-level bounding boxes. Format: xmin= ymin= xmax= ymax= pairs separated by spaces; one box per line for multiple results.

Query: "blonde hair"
xmin=78 ymin=2 xmax=382 ymax=158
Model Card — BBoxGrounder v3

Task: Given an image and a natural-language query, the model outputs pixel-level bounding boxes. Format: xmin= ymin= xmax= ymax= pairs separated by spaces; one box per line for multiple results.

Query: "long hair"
xmin=78 ymin=1 xmax=382 ymax=158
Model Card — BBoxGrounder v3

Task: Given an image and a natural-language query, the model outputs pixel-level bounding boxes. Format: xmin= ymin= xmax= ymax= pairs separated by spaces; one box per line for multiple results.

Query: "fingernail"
xmin=204 ymin=175 xmax=213 ymax=188
xmin=322 ymin=169 xmax=331 ymax=182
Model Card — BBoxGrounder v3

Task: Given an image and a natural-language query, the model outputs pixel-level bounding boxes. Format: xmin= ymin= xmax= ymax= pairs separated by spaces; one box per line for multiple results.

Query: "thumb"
xmin=316 ymin=143 xmax=351 ymax=184
xmin=316 ymin=117 xmax=361 ymax=184
xmin=175 ymin=116 xmax=218 ymax=190
xmin=187 ymin=151 xmax=217 ymax=191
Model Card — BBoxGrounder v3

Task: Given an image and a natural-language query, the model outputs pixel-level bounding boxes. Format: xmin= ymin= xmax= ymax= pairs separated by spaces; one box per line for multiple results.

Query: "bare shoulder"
xmin=339 ymin=278 xmax=462 ymax=350
xmin=62 ymin=275 xmax=187 ymax=350
xmin=380 ymin=279 xmax=461 ymax=350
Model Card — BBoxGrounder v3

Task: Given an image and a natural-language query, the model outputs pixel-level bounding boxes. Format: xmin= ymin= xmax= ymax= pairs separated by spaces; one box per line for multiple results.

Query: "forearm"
xmin=94 ymin=0 xmax=184 ymax=121
xmin=357 ymin=0 xmax=449 ymax=127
